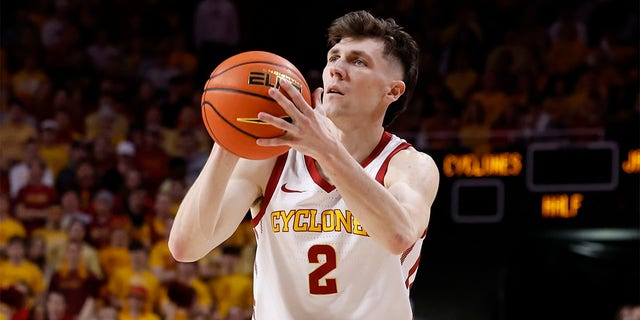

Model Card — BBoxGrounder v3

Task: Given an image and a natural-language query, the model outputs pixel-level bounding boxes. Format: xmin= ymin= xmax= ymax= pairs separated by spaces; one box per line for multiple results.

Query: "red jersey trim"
xmin=374 ymin=140 xmax=411 ymax=184
xmin=304 ymin=131 xmax=396 ymax=192
xmin=251 ymin=153 xmax=288 ymax=227
xmin=405 ymin=255 xmax=421 ymax=289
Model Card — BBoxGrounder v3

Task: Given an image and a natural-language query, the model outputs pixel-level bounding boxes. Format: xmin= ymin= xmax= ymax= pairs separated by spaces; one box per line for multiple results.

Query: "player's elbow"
xmin=387 ymin=233 xmax=415 ymax=255
xmin=168 ymin=233 xmax=197 ymax=263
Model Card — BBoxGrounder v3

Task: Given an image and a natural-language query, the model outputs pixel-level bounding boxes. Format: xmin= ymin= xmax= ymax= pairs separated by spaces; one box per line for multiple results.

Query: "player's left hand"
xmin=256 ymin=79 xmax=341 ymax=160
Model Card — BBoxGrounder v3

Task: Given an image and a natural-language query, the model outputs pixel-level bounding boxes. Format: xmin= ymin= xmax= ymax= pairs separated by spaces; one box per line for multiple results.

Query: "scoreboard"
xmin=431 ymin=140 xmax=639 ymax=228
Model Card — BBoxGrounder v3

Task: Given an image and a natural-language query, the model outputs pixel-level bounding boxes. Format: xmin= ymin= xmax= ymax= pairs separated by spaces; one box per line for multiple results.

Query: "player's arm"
xmin=320 ymin=147 xmax=439 ymax=254
xmin=257 ymin=80 xmax=439 ymax=254
xmin=168 ymin=145 xmax=272 ymax=262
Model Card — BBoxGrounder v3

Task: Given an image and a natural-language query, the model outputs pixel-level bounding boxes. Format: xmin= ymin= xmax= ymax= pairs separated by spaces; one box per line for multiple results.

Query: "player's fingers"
xmin=279 ymin=79 xmax=313 ymax=114
xmin=257 ymin=111 xmax=294 ymax=131
xmin=312 ymin=88 xmax=326 ymax=116
xmin=268 ymin=86 xmax=299 ymax=116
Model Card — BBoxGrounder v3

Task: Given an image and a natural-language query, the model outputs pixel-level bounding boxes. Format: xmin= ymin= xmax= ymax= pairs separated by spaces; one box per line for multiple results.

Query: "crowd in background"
xmin=0 ymin=0 xmax=637 ymax=319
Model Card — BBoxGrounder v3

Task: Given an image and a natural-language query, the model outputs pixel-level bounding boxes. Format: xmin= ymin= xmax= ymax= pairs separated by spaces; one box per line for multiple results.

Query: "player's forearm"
xmin=316 ymin=149 xmax=418 ymax=255
xmin=169 ymin=145 xmax=239 ymax=261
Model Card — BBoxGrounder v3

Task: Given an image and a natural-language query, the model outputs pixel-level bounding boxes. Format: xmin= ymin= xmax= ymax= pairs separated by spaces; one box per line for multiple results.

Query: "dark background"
xmin=2 ymin=0 xmax=638 ymax=319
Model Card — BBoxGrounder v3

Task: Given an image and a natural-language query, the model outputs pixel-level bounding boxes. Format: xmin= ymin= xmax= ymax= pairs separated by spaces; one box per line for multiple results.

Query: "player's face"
xmin=322 ymin=37 xmax=402 ymax=122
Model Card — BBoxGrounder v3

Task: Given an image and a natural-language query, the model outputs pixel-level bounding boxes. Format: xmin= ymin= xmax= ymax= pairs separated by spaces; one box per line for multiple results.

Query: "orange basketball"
xmin=201 ymin=51 xmax=312 ymax=160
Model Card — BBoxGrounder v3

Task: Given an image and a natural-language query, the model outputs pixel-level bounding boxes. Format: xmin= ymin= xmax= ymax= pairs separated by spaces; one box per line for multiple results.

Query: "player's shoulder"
xmin=393 ymin=146 xmax=437 ymax=168
xmin=388 ymin=146 xmax=439 ymax=180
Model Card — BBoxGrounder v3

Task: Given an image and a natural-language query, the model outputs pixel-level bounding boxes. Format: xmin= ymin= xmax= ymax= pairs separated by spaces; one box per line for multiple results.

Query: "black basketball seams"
xmin=202 ymin=87 xmax=275 ymax=102
xmin=202 ymin=100 xmax=263 ymax=140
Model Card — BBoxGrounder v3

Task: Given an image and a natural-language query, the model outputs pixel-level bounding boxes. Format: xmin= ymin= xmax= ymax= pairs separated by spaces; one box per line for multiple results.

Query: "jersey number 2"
xmin=308 ymin=244 xmax=338 ymax=294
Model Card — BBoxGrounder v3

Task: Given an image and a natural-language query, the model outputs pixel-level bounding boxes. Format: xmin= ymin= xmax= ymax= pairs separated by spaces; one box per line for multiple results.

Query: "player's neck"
xmin=339 ymin=125 xmax=385 ymax=164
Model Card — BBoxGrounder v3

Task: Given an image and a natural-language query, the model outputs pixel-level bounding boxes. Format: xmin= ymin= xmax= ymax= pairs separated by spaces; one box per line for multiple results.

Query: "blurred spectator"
xmin=485 ymin=30 xmax=537 ymax=93
xmin=58 ymin=189 xmax=91 ymax=230
xmin=439 ymin=6 xmax=485 ymax=75
xmin=90 ymin=136 xmax=117 ymax=181
xmin=167 ymin=34 xmax=198 ymax=79
xmin=123 ymin=187 xmax=153 ymax=248
xmin=149 ymin=215 xmax=178 ymax=284
xmin=116 ymin=167 xmax=144 ymax=206
xmin=0 ymin=284 xmax=29 ymax=320
xmin=9 ymin=138 xmax=54 ymax=199
xmin=177 ymin=129 xmax=208 ymax=186
xmin=9 ymin=54 xmax=51 ymax=116
xmin=101 ymin=139 xmax=138 ymax=194
xmin=41 ymin=290 xmax=73 ymax=320
xmin=174 ymin=104 xmax=211 ymax=153
xmin=86 ymin=29 xmax=122 ymax=73
xmin=0 ymin=235 xmax=46 ymax=311
xmin=39 ymin=0 xmax=78 ymax=72
xmin=59 ymin=219 xmax=103 ymax=280
xmin=118 ymin=286 xmax=161 ymax=320
xmin=140 ymin=104 xmax=174 ymax=155
xmin=26 ymin=235 xmax=47 ymax=273
xmin=161 ymin=261 xmax=213 ymax=320
xmin=0 ymin=193 xmax=27 ymax=255
xmin=468 ymin=71 xmax=511 ymax=126
xmin=98 ymin=226 xmax=131 ymax=278
xmin=416 ymin=85 xmax=461 ymax=150
xmin=106 ymin=240 xmax=160 ymax=312
xmin=545 ymin=13 xmax=589 ymax=78
xmin=71 ymin=159 xmax=100 ymax=213
xmin=458 ymin=101 xmax=492 ymax=154
xmin=52 ymin=107 xmax=83 ymax=145
xmin=32 ymin=205 xmax=68 ymax=275
xmin=84 ymin=94 xmax=129 ymax=146
xmin=140 ymin=44 xmax=181 ymax=93
xmin=0 ymin=101 xmax=38 ymax=171
xmin=14 ymin=157 xmax=58 ymax=234
xmin=161 ymin=76 xmax=193 ymax=129
xmin=208 ymin=245 xmax=253 ymax=319
xmin=49 ymin=241 xmax=102 ymax=318
xmin=444 ymin=51 xmax=479 ymax=104
xmin=55 ymin=140 xmax=90 ymax=194
xmin=135 ymin=126 xmax=170 ymax=190
xmin=157 ymin=178 xmax=187 ymax=216
xmin=86 ymin=189 xmax=119 ymax=249
xmin=38 ymin=119 xmax=70 ymax=179
xmin=548 ymin=9 xmax=588 ymax=46
xmin=150 ymin=192 xmax=176 ymax=242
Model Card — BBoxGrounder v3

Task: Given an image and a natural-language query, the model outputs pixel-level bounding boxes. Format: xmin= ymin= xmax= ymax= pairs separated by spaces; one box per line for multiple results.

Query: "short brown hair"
xmin=327 ymin=10 xmax=420 ymax=127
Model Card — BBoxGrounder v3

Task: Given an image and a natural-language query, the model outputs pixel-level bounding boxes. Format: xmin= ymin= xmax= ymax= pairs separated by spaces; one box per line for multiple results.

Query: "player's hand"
xmin=256 ymin=79 xmax=341 ymax=160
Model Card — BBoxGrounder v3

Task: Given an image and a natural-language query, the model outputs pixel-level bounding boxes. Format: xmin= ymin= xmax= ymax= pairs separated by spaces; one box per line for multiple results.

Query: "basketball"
xmin=201 ymin=51 xmax=312 ymax=160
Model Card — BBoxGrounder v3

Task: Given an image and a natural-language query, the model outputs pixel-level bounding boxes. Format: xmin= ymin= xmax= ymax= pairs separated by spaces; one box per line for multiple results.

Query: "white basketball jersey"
xmin=251 ymin=132 xmax=427 ymax=320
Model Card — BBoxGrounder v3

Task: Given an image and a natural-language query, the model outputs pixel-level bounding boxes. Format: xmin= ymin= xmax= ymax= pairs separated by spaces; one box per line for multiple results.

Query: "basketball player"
xmin=169 ymin=10 xmax=440 ymax=319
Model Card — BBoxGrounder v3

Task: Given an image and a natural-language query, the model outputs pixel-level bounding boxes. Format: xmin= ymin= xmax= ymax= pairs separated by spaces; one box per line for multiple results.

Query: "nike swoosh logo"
xmin=280 ymin=183 xmax=304 ymax=193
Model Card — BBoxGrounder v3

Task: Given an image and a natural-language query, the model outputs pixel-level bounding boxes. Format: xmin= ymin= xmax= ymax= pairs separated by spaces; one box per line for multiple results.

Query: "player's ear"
xmin=387 ymin=80 xmax=405 ymax=102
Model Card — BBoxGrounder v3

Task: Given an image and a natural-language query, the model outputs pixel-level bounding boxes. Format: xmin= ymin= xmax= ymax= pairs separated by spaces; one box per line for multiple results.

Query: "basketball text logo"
xmin=248 ymin=70 xmax=304 ymax=93
xmin=270 ymin=209 xmax=369 ymax=236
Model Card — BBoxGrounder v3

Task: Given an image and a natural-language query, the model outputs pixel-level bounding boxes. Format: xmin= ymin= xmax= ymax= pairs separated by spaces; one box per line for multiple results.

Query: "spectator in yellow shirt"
xmin=38 ymin=119 xmax=70 ymax=179
xmin=0 ymin=236 xmax=46 ymax=309
xmin=98 ymin=226 xmax=131 ymax=278
xmin=107 ymin=240 xmax=160 ymax=312
xmin=0 ymin=101 xmax=37 ymax=171
xmin=0 ymin=193 xmax=26 ymax=255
